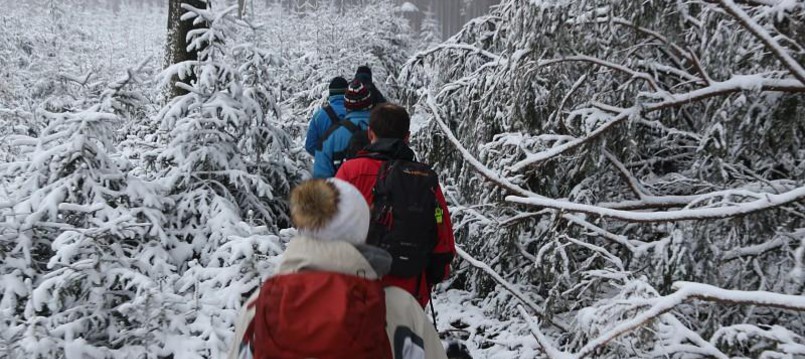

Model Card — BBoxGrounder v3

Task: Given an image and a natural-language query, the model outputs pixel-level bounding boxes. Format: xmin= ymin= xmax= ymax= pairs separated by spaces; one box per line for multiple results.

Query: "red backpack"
xmin=241 ymin=271 xmax=392 ymax=359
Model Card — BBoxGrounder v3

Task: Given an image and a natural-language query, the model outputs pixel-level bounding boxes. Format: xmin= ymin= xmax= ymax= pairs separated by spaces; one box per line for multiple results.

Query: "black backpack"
xmin=317 ymin=116 xmax=369 ymax=171
xmin=366 ymin=158 xmax=440 ymax=278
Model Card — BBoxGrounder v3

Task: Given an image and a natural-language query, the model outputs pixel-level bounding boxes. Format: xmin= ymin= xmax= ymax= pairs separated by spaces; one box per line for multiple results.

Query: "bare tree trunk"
xmin=165 ymin=0 xmax=207 ymax=99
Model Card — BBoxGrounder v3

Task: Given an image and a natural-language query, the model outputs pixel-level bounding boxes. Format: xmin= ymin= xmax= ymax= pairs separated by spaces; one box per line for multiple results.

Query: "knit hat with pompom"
xmin=290 ymin=178 xmax=370 ymax=244
xmin=344 ymin=79 xmax=373 ymax=111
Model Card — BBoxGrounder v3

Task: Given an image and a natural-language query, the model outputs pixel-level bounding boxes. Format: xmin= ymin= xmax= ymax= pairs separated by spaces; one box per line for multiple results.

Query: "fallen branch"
xmin=603 ymin=149 xmax=651 ymax=199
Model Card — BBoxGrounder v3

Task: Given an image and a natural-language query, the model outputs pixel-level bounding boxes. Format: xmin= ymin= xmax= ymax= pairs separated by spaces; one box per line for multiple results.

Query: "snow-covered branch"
xmin=603 ymin=149 xmax=651 ymax=199
xmin=645 ymin=76 xmax=805 ymax=112
xmin=517 ymin=305 xmax=571 ymax=359
xmin=539 ymin=55 xmax=662 ymax=91
xmin=507 ymin=185 xmax=805 ymax=223
xmin=575 ymin=281 xmax=805 ymax=358
xmin=407 ymin=43 xmax=501 ymax=65
xmin=510 ymin=109 xmax=636 ymax=171
xmin=715 ymin=0 xmax=805 ymax=85
xmin=429 ymin=90 xmax=805 ymax=223
xmin=721 ymin=234 xmax=798 ymax=261
xmin=456 ymin=246 xmax=570 ymax=331
xmin=426 ymin=93 xmax=532 ymax=197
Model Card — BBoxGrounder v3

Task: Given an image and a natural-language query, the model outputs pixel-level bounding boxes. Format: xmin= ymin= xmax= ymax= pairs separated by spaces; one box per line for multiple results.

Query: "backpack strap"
xmin=327 ymin=119 xmax=365 ymax=170
xmin=322 ymin=103 xmax=340 ymax=126
xmin=317 ymin=117 xmax=359 ymax=151
xmin=339 ymin=119 xmax=361 ymax=134
xmin=316 ymin=104 xmax=344 ymax=151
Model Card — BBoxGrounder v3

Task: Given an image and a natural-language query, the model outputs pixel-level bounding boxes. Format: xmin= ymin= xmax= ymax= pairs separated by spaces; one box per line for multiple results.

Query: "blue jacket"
xmin=304 ymin=95 xmax=347 ymax=156
xmin=313 ymin=110 xmax=371 ymax=178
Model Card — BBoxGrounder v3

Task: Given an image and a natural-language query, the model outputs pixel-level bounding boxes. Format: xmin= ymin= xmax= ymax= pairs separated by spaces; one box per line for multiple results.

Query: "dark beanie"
xmin=344 ymin=80 xmax=373 ymax=111
xmin=328 ymin=76 xmax=348 ymax=96
xmin=355 ymin=66 xmax=372 ymax=83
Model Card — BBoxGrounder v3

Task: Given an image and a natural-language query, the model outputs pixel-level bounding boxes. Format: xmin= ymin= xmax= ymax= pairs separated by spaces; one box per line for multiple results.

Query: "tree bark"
xmin=165 ymin=0 xmax=207 ymax=99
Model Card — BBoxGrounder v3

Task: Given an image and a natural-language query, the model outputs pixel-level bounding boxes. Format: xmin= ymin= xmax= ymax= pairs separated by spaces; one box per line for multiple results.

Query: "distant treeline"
xmin=277 ymin=0 xmax=501 ymax=36
xmin=71 ymin=0 xmax=500 ymax=38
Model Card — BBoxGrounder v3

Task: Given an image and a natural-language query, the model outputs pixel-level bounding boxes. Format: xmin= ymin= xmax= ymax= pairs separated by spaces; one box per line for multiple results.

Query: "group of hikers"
xmin=228 ymin=66 xmax=470 ymax=359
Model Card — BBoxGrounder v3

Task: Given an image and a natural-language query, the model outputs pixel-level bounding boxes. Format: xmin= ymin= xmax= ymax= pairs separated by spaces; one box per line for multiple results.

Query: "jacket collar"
xmin=363 ymin=138 xmax=416 ymax=161
xmin=276 ymin=236 xmax=391 ymax=279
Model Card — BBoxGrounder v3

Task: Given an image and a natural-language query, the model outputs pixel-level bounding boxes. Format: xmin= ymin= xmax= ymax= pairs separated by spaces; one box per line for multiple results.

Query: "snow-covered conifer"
xmin=154 ymin=3 xmax=294 ymax=355
xmin=0 ymin=59 xmax=170 ymax=357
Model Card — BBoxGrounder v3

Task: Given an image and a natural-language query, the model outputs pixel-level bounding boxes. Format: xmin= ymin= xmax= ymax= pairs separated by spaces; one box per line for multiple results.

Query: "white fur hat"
xmin=290 ymin=178 xmax=370 ymax=244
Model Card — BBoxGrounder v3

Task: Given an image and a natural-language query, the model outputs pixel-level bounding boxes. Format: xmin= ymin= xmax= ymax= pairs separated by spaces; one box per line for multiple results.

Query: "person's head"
xmin=328 ymin=76 xmax=348 ymax=97
xmin=344 ymin=79 xmax=373 ymax=112
xmin=355 ymin=65 xmax=372 ymax=84
xmin=368 ymin=103 xmax=410 ymax=143
xmin=290 ymin=178 xmax=370 ymax=245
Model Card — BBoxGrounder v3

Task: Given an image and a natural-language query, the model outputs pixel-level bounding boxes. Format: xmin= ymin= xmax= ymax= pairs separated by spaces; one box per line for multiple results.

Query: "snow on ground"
xmin=433 ymin=288 xmax=542 ymax=358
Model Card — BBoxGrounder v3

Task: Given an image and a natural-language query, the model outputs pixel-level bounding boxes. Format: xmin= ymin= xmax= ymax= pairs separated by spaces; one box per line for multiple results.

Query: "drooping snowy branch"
xmin=456 ymin=246 xmax=570 ymax=331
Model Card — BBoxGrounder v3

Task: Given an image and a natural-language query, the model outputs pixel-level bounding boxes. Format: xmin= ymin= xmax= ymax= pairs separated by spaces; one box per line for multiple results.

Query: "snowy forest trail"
xmin=2 ymin=0 xmax=805 ymax=358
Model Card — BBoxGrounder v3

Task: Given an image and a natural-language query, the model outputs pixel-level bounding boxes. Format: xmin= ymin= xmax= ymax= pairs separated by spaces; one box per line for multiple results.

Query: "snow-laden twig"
xmin=561 ymin=235 xmax=625 ymax=270
xmin=721 ymin=234 xmax=798 ymax=261
xmin=517 ymin=305 xmax=572 ymax=359
xmin=561 ymin=214 xmax=643 ymax=250
xmin=716 ymin=0 xmax=805 ymax=85
xmin=539 ymin=55 xmax=662 ymax=92
xmin=406 ymin=42 xmax=501 ymax=66
xmin=574 ymin=281 xmax=805 ymax=358
xmin=510 ymin=76 xmax=803 ymax=172
xmin=603 ymin=149 xmax=651 ymax=199
xmin=656 ymin=314 xmax=730 ymax=359
xmin=456 ymin=246 xmax=570 ymax=331
xmin=510 ymin=109 xmax=637 ymax=171
xmin=549 ymin=74 xmax=588 ymax=126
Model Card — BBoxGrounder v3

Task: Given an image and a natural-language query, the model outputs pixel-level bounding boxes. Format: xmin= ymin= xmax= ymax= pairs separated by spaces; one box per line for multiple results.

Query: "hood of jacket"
xmin=363 ymin=138 xmax=416 ymax=161
xmin=276 ymin=236 xmax=391 ymax=279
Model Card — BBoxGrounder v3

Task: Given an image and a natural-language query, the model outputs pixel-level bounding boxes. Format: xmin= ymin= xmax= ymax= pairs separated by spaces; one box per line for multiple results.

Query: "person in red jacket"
xmin=336 ymin=103 xmax=456 ymax=307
